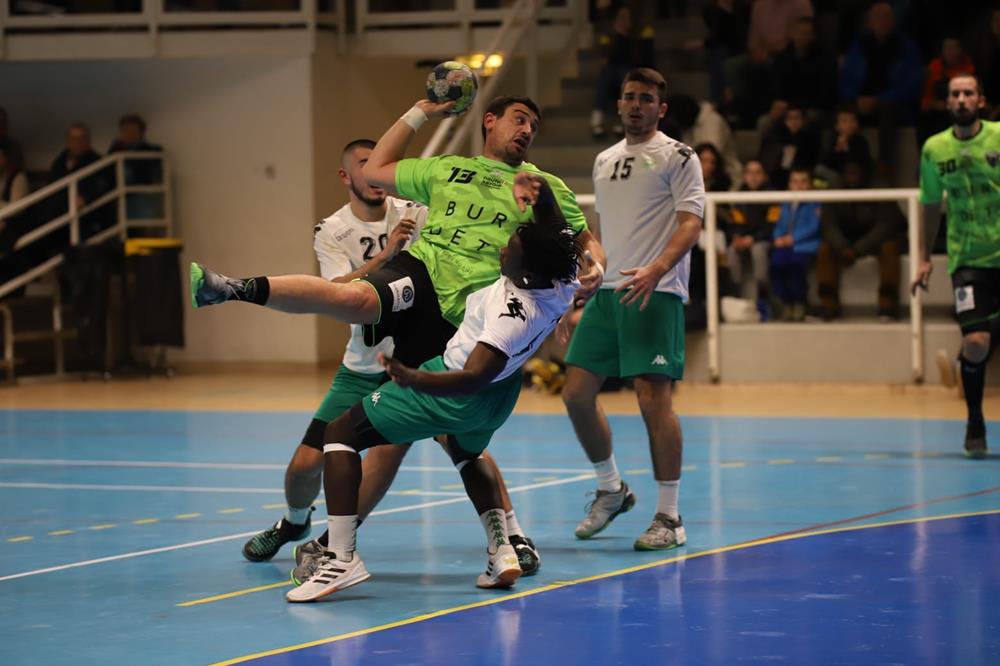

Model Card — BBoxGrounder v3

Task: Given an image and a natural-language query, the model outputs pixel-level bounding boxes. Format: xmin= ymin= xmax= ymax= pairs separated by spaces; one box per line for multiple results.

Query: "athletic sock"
xmin=285 ymin=505 xmax=311 ymax=527
xmin=960 ymin=354 xmax=986 ymax=424
xmin=593 ymin=455 xmax=622 ymax=492
xmin=656 ymin=480 xmax=680 ymax=520
xmin=505 ymin=510 xmax=525 ymax=539
xmin=479 ymin=508 xmax=509 ymax=555
xmin=326 ymin=515 xmax=357 ymax=562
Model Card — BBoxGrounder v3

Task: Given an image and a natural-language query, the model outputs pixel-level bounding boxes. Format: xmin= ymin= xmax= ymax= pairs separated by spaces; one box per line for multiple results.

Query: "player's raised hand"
xmin=574 ymin=250 xmax=604 ymax=306
xmin=615 ymin=262 xmax=664 ymax=310
xmin=513 ymin=172 xmax=544 ymax=212
xmin=910 ymin=259 xmax=933 ymax=296
xmin=414 ymin=98 xmax=457 ymax=120
xmin=383 ymin=219 xmax=417 ymax=259
xmin=378 ymin=352 xmax=417 ymax=387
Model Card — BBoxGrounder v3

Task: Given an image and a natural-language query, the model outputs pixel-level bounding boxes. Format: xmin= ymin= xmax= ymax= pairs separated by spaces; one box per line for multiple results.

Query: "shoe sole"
xmin=189 ymin=263 xmax=204 ymax=309
xmin=633 ymin=539 xmax=687 ymax=551
xmin=286 ymin=571 xmax=372 ymax=602
xmin=964 ymin=448 xmax=988 ymax=459
xmin=575 ymin=491 xmax=636 ymax=540
xmin=476 ymin=566 xmax=522 ymax=589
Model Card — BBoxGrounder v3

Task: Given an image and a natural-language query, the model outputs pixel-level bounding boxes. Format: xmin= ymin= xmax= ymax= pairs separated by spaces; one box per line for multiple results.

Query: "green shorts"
xmin=361 ymin=356 xmax=524 ymax=455
xmin=314 ymin=364 xmax=388 ymax=423
xmin=565 ymin=289 xmax=685 ymax=379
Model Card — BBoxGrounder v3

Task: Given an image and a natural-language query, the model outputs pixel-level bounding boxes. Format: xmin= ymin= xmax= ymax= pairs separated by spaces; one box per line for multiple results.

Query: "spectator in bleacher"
xmin=48 ymin=123 xmax=113 ymax=237
xmin=662 ymin=94 xmax=742 ymax=185
xmin=590 ymin=5 xmax=656 ymax=138
xmin=0 ymin=142 xmax=28 ymax=210
xmin=771 ymin=17 xmax=838 ymax=122
xmin=770 ymin=167 xmax=821 ymax=321
xmin=972 ymin=6 xmax=1000 ymax=120
xmin=918 ymin=36 xmax=976 ymax=147
xmin=758 ymin=104 xmax=821 ymax=189
xmin=699 ymin=0 xmax=751 ymax=105
xmin=816 ymin=105 xmax=873 ymax=186
xmin=747 ymin=0 xmax=814 ymax=57
xmin=816 ymin=160 xmax=906 ymax=322
xmin=726 ymin=159 xmax=778 ymax=319
xmin=839 ymin=1 xmax=922 ymax=182
xmin=695 ymin=142 xmax=733 ymax=192
xmin=108 ymin=113 xmax=164 ymax=221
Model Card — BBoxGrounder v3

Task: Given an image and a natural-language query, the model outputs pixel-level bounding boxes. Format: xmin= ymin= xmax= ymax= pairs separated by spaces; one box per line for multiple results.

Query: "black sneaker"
xmin=509 ymin=534 xmax=540 ymax=576
xmin=964 ymin=421 xmax=988 ymax=459
xmin=242 ymin=515 xmax=312 ymax=562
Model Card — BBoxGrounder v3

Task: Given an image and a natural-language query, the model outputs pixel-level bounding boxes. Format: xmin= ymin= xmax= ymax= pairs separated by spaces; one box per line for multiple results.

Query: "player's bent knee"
xmin=962 ymin=333 xmax=991 ymax=362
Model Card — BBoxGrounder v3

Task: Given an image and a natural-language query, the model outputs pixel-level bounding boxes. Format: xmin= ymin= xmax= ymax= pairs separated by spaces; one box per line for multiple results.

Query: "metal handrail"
xmin=575 ymin=188 xmax=927 ymax=384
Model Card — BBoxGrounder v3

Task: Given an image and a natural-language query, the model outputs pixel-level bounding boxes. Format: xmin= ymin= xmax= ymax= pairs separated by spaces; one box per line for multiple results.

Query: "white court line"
xmin=0 ymin=473 xmax=594 ymax=583
xmin=0 ymin=481 xmax=463 ymax=497
xmin=0 ymin=458 xmax=590 ymax=475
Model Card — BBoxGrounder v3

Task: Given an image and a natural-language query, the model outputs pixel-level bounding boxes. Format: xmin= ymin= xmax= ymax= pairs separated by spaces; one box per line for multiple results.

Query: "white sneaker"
xmin=285 ymin=551 xmax=371 ymax=602
xmin=574 ymin=482 xmax=637 ymax=539
xmin=475 ymin=544 xmax=521 ymax=589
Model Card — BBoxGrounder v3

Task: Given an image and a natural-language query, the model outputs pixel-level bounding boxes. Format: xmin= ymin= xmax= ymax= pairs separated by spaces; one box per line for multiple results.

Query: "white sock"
xmin=326 ymin=514 xmax=357 ymax=562
xmin=285 ymin=505 xmax=311 ymax=526
xmin=593 ymin=455 xmax=622 ymax=492
xmin=657 ymin=480 xmax=680 ymax=519
xmin=480 ymin=508 xmax=509 ymax=554
xmin=505 ymin=510 xmax=525 ymax=538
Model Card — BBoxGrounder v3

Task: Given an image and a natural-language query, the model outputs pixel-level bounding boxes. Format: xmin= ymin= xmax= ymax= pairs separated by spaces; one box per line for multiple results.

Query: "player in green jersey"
xmin=912 ymin=74 xmax=1000 ymax=459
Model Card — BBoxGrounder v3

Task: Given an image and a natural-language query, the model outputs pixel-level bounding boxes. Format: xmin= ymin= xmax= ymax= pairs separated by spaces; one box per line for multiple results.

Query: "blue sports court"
xmin=0 ymin=408 xmax=996 ymax=665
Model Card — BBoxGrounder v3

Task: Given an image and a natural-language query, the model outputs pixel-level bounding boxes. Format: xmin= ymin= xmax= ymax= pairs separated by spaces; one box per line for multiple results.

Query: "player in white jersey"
xmin=241 ymin=140 xmax=540 ymax=580
xmin=287 ymin=178 xmax=581 ymax=601
xmin=561 ymin=68 xmax=705 ymax=550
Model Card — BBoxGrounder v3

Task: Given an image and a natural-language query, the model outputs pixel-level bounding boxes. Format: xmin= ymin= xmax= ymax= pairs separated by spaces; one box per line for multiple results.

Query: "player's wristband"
xmin=400 ymin=106 xmax=428 ymax=131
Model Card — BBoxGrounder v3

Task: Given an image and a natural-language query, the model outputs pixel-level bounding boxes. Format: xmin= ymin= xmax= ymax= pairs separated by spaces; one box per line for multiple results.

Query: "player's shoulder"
xmin=922 ymin=127 xmax=956 ymax=155
xmin=652 ymin=132 xmax=697 ymax=162
xmin=594 ymin=138 xmax=628 ymax=165
xmin=522 ymin=160 xmax=575 ymax=193
xmin=315 ymin=203 xmax=353 ymax=236
xmin=386 ymin=196 xmax=425 ymax=214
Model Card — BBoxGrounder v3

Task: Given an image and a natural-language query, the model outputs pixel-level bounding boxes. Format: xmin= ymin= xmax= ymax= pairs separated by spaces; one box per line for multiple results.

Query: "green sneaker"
xmin=241 ymin=516 xmax=311 ymax=562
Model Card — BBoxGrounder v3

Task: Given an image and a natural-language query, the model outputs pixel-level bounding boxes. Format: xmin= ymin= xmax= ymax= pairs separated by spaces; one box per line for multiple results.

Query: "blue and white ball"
xmin=426 ymin=61 xmax=479 ymax=116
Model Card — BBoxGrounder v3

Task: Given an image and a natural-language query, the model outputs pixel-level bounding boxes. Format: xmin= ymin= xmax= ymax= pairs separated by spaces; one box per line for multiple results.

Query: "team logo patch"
xmin=652 ymin=354 xmax=668 ymax=366
xmin=499 ymin=295 xmax=527 ymax=321
xmin=388 ymin=277 xmax=415 ymax=313
xmin=955 ymin=286 xmax=975 ymax=314
xmin=370 ymin=391 xmax=381 ymax=406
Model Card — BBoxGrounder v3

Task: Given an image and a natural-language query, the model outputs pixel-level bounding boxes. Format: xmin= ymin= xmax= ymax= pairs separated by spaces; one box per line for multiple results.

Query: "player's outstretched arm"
xmin=379 ymin=343 xmax=506 ymax=396
xmin=910 ymin=202 xmax=941 ymax=295
xmin=364 ymin=99 xmax=455 ymax=193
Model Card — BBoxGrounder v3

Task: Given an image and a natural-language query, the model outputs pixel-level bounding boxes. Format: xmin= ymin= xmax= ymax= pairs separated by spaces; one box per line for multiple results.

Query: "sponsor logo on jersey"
xmin=335 ymin=228 xmax=355 ymax=242
xmin=652 ymin=354 xmax=668 ymax=366
xmin=370 ymin=391 xmax=381 ymax=406
xmin=388 ymin=276 xmax=416 ymax=313
xmin=482 ymin=170 xmax=506 ymax=190
xmin=499 ymin=295 xmax=527 ymax=321
xmin=955 ymin=286 xmax=976 ymax=313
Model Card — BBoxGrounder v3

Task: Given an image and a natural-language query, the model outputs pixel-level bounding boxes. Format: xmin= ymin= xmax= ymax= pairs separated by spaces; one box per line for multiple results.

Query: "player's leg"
xmin=952 ymin=267 xmax=997 ymax=458
xmin=480 ymin=448 xmax=540 ymax=575
xmin=562 ymin=292 xmax=636 ymax=539
xmin=190 ymin=263 xmax=380 ymax=323
xmin=632 ymin=374 xmax=687 ymax=551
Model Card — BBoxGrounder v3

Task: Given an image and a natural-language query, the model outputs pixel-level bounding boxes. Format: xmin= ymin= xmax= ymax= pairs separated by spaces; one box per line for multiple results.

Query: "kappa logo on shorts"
xmin=955 ymin=286 xmax=976 ymax=314
xmin=388 ymin=277 xmax=415 ymax=313
xmin=652 ymin=354 xmax=668 ymax=366
xmin=370 ymin=391 xmax=381 ymax=406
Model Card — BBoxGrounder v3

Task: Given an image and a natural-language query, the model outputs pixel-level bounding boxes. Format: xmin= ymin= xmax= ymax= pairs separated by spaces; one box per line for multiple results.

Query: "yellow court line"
xmin=623 ymin=469 xmax=648 ymax=475
xmin=48 ymin=530 xmax=75 ymax=536
xmin=175 ymin=513 xmax=202 ymax=520
xmin=439 ymin=483 xmax=465 ymax=490
xmin=6 ymin=536 xmax=32 ymax=543
xmin=89 ymin=524 xmax=116 ymax=530
xmin=179 ymin=581 xmax=293 ymax=607
xmin=218 ymin=508 xmax=245 ymax=514
xmin=767 ymin=459 xmax=795 ymax=465
xmin=816 ymin=456 xmax=842 ymax=463
xmin=719 ymin=462 xmax=746 ymax=468
xmin=864 ymin=453 xmax=891 ymax=460
xmin=133 ymin=518 xmax=159 ymax=525
xmin=209 ymin=507 xmax=1000 ymax=666
xmin=681 ymin=464 xmax=698 ymax=472
xmin=261 ymin=503 xmax=285 ymax=510
xmin=532 ymin=476 xmax=558 ymax=482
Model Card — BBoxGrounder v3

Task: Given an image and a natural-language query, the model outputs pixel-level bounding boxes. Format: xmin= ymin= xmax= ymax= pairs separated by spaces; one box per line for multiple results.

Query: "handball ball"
xmin=426 ymin=61 xmax=479 ymax=115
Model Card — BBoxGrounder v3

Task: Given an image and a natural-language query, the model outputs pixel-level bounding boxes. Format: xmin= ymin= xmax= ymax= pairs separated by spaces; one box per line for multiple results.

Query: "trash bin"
xmin=125 ymin=238 xmax=184 ymax=349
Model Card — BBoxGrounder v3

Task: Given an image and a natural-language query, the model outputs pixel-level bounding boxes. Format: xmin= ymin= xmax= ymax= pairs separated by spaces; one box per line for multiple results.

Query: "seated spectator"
xmin=698 ymin=0 xmax=752 ymax=105
xmin=747 ymin=0 xmax=814 ymax=58
xmin=0 ymin=142 xmax=29 ymax=210
xmin=772 ymin=17 xmax=838 ymax=122
xmin=662 ymin=95 xmax=742 ymax=184
xmin=591 ymin=6 xmax=656 ymax=138
xmin=770 ymin=167 xmax=821 ymax=321
xmin=816 ymin=160 xmax=906 ymax=321
xmin=971 ymin=6 xmax=1000 ymax=120
xmin=918 ymin=36 xmax=977 ymax=146
xmin=839 ymin=1 xmax=922 ymax=182
xmin=108 ymin=113 xmax=164 ymax=221
xmin=726 ymin=159 xmax=779 ymax=319
xmin=758 ymin=104 xmax=821 ymax=189
xmin=48 ymin=123 xmax=113 ymax=238
xmin=695 ymin=142 xmax=733 ymax=192
xmin=816 ymin=105 xmax=873 ymax=186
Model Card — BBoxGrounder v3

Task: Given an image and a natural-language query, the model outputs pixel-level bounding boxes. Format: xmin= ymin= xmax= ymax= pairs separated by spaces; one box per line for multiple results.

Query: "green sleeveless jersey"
xmin=919 ymin=120 xmax=1000 ymax=274
xmin=395 ymin=154 xmax=587 ymax=326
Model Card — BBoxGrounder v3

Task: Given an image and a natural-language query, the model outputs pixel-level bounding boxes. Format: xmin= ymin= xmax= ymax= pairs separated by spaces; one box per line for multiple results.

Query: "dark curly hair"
xmin=516 ymin=217 xmax=582 ymax=283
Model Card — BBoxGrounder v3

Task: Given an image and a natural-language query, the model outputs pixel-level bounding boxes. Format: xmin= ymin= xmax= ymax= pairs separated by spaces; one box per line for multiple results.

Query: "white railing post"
xmin=705 ymin=198 xmax=720 ymax=382
xmin=908 ymin=193 xmax=924 ymax=382
xmin=68 ymin=181 xmax=80 ymax=246
xmin=162 ymin=155 xmax=174 ymax=236
xmin=116 ymin=157 xmax=128 ymax=241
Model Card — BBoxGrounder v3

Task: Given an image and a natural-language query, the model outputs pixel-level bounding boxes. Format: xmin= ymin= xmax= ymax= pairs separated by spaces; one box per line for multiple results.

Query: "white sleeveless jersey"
xmin=592 ymin=131 xmax=705 ymax=301
xmin=314 ymin=197 xmax=428 ymax=373
xmin=443 ymin=276 xmax=579 ymax=382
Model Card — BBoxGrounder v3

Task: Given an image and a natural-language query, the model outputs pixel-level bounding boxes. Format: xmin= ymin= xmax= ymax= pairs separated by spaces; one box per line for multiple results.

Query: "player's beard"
xmin=351 ymin=181 xmax=386 ymax=207
xmin=950 ymin=106 xmax=978 ymax=128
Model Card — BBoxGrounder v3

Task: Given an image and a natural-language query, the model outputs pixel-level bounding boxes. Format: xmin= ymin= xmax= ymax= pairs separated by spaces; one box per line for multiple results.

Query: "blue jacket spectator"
xmin=774 ymin=201 xmax=821 ymax=254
